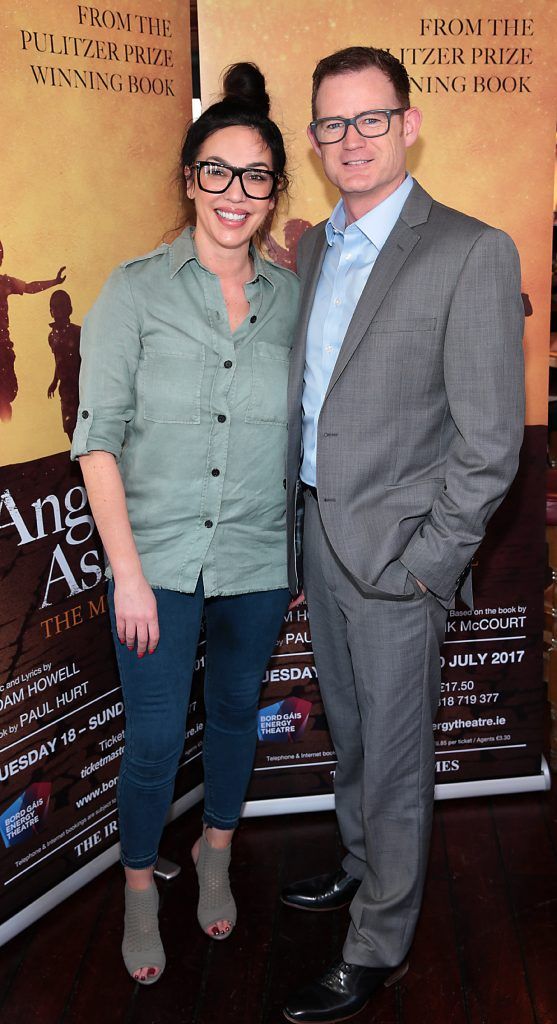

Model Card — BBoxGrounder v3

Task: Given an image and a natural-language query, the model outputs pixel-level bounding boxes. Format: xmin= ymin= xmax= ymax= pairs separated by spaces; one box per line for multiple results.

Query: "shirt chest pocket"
xmin=245 ymin=341 xmax=290 ymax=426
xmin=141 ymin=347 xmax=205 ymax=425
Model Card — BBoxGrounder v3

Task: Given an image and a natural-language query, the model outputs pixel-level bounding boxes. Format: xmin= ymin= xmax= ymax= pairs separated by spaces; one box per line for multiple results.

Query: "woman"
xmin=71 ymin=63 xmax=298 ymax=985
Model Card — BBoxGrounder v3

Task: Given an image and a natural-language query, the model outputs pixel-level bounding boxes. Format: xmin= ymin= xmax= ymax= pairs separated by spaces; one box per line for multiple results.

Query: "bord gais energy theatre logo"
xmin=257 ymin=697 xmax=312 ymax=743
xmin=0 ymin=782 xmax=51 ymax=848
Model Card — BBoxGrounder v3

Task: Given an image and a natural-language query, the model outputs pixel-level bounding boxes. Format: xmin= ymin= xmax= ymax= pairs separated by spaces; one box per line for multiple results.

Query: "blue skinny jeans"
xmin=109 ymin=578 xmax=288 ymax=869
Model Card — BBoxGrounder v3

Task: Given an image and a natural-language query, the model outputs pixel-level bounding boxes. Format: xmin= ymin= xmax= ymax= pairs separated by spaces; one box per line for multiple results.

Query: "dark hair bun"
xmin=222 ymin=62 xmax=270 ymax=116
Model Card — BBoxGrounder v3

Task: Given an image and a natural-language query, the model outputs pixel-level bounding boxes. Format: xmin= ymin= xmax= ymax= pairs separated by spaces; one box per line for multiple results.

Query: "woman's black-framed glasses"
xmin=310 ymin=108 xmax=408 ymax=144
xmin=192 ymin=161 xmax=279 ymax=199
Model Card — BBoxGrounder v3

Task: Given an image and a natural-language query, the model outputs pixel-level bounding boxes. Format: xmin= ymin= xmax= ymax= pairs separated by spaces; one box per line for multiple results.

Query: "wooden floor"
xmin=1 ymin=759 xmax=556 ymax=1024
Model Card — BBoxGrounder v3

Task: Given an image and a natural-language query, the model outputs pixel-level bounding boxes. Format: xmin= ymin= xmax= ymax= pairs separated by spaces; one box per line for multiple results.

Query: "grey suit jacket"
xmin=286 ymin=180 xmax=525 ymax=603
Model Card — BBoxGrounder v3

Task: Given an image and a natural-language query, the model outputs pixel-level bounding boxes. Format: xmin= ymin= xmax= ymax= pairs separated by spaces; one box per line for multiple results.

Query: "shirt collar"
xmin=325 ymin=175 xmax=414 ymax=251
xmin=169 ymin=226 xmax=275 ymax=288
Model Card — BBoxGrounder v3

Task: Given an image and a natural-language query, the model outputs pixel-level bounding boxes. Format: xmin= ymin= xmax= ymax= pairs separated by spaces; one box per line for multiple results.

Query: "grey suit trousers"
xmin=303 ymin=489 xmax=448 ymax=967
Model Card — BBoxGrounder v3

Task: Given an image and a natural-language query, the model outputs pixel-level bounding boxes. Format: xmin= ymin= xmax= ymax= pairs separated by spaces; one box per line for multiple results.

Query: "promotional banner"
xmin=0 ymin=1 xmax=193 ymax=944
xmin=249 ymin=603 xmax=337 ymax=805
xmin=196 ymin=0 xmax=555 ymax=806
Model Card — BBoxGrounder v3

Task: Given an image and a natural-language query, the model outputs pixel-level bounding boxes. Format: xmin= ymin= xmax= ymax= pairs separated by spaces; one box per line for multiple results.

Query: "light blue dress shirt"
xmin=301 ymin=175 xmax=414 ymax=486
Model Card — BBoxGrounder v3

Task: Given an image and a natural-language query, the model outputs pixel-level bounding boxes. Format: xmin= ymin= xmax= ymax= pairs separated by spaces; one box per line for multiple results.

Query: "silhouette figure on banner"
xmin=0 ymin=240 xmax=66 ymax=421
xmin=47 ymin=289 xmax=81 ymax=439
xmin=266 ymin=219 xmax=312 ymax=273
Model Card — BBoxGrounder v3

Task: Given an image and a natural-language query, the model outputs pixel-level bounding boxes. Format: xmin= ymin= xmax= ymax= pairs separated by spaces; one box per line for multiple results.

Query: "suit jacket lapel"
xmin=324 ymin=180 xmax=433 ymax=400
xmin=288 ymin=228 xmax=328 ymax=422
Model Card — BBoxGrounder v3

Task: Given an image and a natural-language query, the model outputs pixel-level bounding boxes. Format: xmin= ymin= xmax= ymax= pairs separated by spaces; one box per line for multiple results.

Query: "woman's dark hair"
xmin=179 ymin=62 xmax=288 ymax=245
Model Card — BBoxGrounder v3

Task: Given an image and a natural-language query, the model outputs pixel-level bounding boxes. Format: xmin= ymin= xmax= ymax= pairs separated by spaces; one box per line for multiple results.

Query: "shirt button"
xmin=325 ymin=345 xmax=333 ymax=353
xmin=223 ymin=360 xmax=232 ymax=369
xmin=217 ymin=414 xmax=226 ymax=423
xmin=250 ymin=315 xmax=257 ymax=324
xmin=81 ymin=410 xmax=90 ymax=419
xmin=211 ymin=468 xmax=220 ymax=477
xmin=204 ymin=520 xmax=213 ymax=528
xmin=334 ymin=298 xmax=341 ymax=306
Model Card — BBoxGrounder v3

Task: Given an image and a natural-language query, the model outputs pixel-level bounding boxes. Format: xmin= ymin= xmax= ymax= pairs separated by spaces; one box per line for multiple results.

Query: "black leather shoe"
xmin=281 ymin=868 xmax=360 ymax=911
xmin=283 ymin=958 xmax=409 ymax=1023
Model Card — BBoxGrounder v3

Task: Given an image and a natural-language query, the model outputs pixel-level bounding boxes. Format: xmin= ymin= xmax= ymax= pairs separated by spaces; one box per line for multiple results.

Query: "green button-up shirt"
xmin=71 ymin=227 xmax=299 ymax=597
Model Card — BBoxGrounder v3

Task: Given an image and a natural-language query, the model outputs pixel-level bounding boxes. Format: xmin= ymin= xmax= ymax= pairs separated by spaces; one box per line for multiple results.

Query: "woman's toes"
xmin=134 ymin=965 xmax=159 ymax=981
xmin=206 ymin=918 xmax=232 ymax=937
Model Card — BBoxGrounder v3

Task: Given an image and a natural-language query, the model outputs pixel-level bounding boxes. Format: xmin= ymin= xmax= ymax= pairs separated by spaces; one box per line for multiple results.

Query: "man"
xmin=282 ymin=46 xmax=525 ymax=1024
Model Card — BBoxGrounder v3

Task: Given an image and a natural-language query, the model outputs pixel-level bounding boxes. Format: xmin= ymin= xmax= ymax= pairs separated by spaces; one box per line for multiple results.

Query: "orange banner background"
xmin=1 ymin=0 xmax=191 ymax=465
xmin=198 ymin=0 xmax=556 ymax=424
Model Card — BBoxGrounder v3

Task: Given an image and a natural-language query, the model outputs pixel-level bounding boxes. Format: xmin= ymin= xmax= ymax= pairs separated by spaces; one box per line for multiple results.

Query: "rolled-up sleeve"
xmin=71 ymin=265 xmax=141 ymax=461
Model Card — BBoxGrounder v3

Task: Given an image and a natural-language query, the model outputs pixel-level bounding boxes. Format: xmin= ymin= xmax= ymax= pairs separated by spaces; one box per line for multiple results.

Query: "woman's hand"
xmin=77 ymin=453 xmax=159 ymax=657
xmin=114 ymin=574 xmax=160 ymax=657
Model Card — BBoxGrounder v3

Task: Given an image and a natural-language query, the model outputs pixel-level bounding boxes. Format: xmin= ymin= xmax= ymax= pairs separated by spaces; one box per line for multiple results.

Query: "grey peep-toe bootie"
xmin=122 ymin=882 xmax=166 ymax=984
xmin=195 ymin=832 xmax=237 ymax=938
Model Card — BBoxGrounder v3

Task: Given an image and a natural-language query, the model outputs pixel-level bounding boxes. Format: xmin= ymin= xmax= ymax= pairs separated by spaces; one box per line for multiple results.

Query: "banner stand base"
xmin=434 ymin=757 xmax=551 ymax=800
xmin=154 ymin=857 xmax=182 ymax=880
xmin=242 ymin=758 xmax=551 ymax=818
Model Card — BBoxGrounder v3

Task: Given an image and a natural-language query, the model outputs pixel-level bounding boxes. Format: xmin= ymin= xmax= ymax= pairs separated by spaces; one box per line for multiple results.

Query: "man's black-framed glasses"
xmin=192 ymin=161 xmax=279 ymax=199
xmin=310 ymin=108 xmax=408 ymax=144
